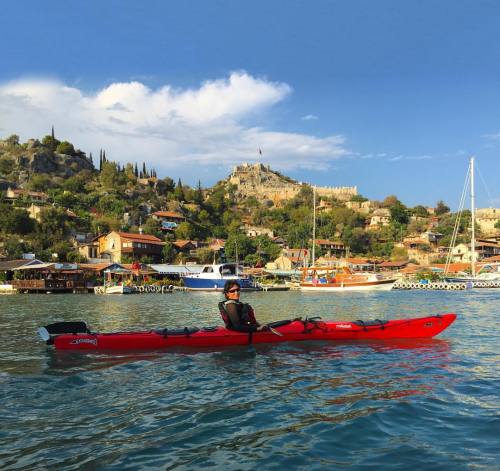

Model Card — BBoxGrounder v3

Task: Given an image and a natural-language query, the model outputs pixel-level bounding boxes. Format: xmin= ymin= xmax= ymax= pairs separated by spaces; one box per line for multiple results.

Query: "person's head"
xmin=223 ymin=280 xmax=241 ymax=299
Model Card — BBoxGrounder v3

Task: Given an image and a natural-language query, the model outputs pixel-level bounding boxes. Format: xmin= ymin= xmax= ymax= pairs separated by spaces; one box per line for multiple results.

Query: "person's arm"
xmin=225 ymin=302 xmax=259 ymax=332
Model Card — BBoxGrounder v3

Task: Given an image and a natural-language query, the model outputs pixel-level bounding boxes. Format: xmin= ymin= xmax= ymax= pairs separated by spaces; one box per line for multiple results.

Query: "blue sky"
xmin=1 ymin=0 xmax=499 ymax=209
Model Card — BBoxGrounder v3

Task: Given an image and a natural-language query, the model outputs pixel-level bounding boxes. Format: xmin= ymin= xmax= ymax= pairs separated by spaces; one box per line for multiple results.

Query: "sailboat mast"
xmin=312 ymin=186 xmax=316 ymax=267
xmin=470 ymin=156 xmax=476 ymax=277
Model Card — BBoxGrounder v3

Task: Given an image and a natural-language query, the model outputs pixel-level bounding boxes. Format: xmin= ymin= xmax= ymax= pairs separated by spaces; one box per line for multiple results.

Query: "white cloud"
xmin=301 ymin=114 xmax=318 ymax=121
xmin=0 ymin=72 xmax=348 ymax=182
xmin=483 ymin=132 xmax=500 ymax=141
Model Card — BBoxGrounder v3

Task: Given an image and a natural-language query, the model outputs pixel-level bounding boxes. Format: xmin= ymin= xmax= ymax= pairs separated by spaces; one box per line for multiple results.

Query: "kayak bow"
xmin=39 ymin=313 xmax=456 ymax=351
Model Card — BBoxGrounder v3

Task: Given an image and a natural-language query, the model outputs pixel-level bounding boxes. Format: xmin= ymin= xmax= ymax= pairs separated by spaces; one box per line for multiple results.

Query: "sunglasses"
xmin=227 ymin=288 xmax=240 ymax=293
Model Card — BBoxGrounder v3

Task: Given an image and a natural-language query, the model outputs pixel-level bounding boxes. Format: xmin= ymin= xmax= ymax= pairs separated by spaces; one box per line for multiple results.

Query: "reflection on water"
xmin=1 ymin=289 xmax=499 ymax=469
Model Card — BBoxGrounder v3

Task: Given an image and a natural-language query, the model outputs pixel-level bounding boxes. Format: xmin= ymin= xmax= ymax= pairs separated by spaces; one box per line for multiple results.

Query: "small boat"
xmin=38 ymin=313 xmax=456 ymax=351
xmin=182 ymin=263 xmax=258 ymax=291
xmin=104 ymin=284 xmax=135 ymax=294
xmin=300 ymin=266 xmax=395 ymax=291
xmin=445 ymin=262 xmax=500 ymax=286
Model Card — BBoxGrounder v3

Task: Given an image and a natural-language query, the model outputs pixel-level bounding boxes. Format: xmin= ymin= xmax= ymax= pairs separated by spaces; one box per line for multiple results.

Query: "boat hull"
xmin=300 ymin=278 xmax=395 ymax=291
xmin=49 ymin=314 xmax=456 ymax=351
xmin=182 ymin=277 xmax=257 ymax=291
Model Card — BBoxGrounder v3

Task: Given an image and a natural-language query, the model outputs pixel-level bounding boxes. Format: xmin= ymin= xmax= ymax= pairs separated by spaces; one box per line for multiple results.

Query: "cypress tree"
xmin=102 ymin=150 xmax=106 ymax=162
xmin=195 ymin=180 xmax=203 ymax=204
xmin=134 ymin=163 xmax=138 ymax=177
xmin=99 ymin=150 xmax=103 ymax=172
xmin=174 ymin=178 xmax=185 ymax=201
xmin=140 ymin=171 xmax=143 ymax=179
xmin=51 ymin=125 xmax=55 ymax=140
xmin=89 ymin=152 xmax=93 ymax=166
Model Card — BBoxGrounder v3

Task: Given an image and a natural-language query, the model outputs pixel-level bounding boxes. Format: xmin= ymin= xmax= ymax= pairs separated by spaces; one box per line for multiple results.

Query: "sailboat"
xmin=444 ymin=157 xmax=500 ymax=286
xmin=299 ymin=187 xmax=396 ymax=291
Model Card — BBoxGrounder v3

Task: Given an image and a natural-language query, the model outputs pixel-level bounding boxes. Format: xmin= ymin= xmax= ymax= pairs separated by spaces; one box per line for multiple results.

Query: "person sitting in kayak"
xmin=219 ymin=281 xmax=268 ymax=332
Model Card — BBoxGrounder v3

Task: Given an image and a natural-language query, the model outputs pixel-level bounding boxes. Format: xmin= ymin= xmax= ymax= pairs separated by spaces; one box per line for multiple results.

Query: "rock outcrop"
xmin=227 ymin=162 xmax=357 ymax=206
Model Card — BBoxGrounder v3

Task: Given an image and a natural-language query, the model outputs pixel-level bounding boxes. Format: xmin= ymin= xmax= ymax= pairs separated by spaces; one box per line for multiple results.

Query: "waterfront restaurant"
xmin=12 ymin=263 xmax=87 ymax=293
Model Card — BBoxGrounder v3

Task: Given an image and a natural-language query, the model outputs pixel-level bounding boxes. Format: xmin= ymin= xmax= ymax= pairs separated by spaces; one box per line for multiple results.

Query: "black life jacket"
xmin=218 ymin=300 xmax=257 ymax=329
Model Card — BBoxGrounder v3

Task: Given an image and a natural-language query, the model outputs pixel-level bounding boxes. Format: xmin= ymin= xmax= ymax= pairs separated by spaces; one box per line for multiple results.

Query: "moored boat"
xmin=182 ymin=263 xmax=258 ymax=291
xmin=38 ymin=313 xmax=456 ymax=351
xmin=300 ymin=266 xmax=395 ymax=291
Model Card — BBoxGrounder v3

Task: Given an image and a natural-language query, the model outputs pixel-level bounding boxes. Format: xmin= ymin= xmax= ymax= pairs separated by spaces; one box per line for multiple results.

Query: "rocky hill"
xmin=227 ymin=162 xmax=357 ymax=206
xmin=0 ymin=135 xmax=94 ymax=190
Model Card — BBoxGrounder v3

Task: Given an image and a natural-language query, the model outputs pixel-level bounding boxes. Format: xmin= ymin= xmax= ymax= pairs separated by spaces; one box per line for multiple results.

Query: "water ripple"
xmin=0 ymin=290 xmax=499 ymax=469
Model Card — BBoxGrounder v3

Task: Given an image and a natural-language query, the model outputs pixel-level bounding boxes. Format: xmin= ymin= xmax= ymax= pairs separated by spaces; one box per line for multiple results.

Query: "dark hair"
xmin=223 ymin=280 xmax=241 ymax=294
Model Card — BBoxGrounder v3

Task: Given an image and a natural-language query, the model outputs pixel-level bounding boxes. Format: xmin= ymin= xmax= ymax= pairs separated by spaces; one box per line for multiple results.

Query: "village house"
xmin=5 ymin=187 xmax=49 ymax=204
xmin=172 ymin=240 xmax=198 ymax=255
xmin=449 ymin=239 xmax=500 ymax=263
xmin=315 ymin=256 xmax=340 ymax=267
xmin=95 ymin=231 xmax=164 ymax=263
xmin=314 ymin=239 xmax=345 ymax=257
xmin=475 ymin=208 xmax=500 ymax=235
xmin=341 ymin=257 xmax=377 ymax=271
xmin=378 ymin=260 xmax=408 ymax=272
xmin=77 ymin=237 xmax=100 ymax=261
xmin=272 ymin=236 xmax=287 ymax=248
xmin=368 ymin=208 xmax=391 ymax=229
xmin=345 ymin=200 xmax=373 ymax=214
xmin=245 ymin=226 xmax=274 ymax=238
xmin=151 ymin=210 xmax=186 ymax=231
xmin=283 ymin=248 xmax=310 ymax=267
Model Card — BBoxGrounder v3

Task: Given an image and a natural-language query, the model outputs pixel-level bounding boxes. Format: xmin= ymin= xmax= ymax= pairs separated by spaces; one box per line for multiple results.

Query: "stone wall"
xmin=228 ymin=162 xmax=357 ymax=205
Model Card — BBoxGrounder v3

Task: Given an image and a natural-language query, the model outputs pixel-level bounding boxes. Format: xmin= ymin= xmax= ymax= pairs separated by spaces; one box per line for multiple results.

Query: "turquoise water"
xmin=0 ymin=290 xmax=499 ymax=470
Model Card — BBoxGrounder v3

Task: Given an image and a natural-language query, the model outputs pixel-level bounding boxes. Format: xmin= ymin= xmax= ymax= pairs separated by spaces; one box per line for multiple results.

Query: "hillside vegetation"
xmin=0 ymin=133 xmax=468 ymax=264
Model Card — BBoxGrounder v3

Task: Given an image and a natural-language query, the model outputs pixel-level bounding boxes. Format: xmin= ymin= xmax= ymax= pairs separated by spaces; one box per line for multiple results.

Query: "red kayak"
xmin=38 ymin=314 xmax=456 ymax=351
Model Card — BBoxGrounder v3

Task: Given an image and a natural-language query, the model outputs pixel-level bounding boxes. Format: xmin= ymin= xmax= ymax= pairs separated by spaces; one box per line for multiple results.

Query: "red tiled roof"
xmin=152 ymin=211 xmax=185 ymax=219
xmin=117 ymin=232 xmax=164 ymax=245
xmin=379 ymin=260 xmax=408 ymax=268
xmin=173 ymin=240 xmax=196 ymax=248
xmin=315 ymin=239 xmax=344 ymax=246
xmin=482 ymin=255 xmax=500 ymax=262
xmin=79 ymin=263 xmax=114 ymax=271
xmin=11 ymin=189 xmax=48 ymax=198
xmin=345 ymin=257 xmax=371 ymax=264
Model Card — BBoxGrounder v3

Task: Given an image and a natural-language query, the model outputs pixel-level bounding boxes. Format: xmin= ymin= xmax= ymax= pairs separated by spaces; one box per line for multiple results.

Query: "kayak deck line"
xmin=38 ymin=313 xmax=457 ymax=351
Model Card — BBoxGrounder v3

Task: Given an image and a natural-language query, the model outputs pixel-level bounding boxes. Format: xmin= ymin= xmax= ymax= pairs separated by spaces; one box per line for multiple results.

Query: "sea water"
xmin=0 ymin=290 xmax=499 ymax=470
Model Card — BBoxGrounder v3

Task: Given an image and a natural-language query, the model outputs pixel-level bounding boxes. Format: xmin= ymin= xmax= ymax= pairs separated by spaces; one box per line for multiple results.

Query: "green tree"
xmin=0 ymin=205 xmax=35 ymax=234
xmin=350 ymin=194 xmax=368 ymax=202
xmin=27 ymin=174 xmax=53 ymax=192
xmin=97 ymin=194 xmax=126 ymax=216
xmin=494 ymin=220 xmax=500 ymax=229
xmin=42 ymin=135 xmax=60 ymax=150
xmin=412 ymin=205 xmax=429 ymax=217
xmin=224 ymin=233 xmax=255 ymax=261
xmin=342 ymin=227 xmax=370 ymax=254
xmin=4 ymin=236 xmax=31 ymax=259
xmin=99 ymin=161 xmax=125 ymax=190
xmin=161 ymin=241 xmax=177 ymax=263
xmin=5 ymin=134 xmax=20 ymax=146
xmin=390 ymin=201 xmax=409 ymax=225
xmin=391 ymin=246 xmax=408 ymax=261
xmin=55 ymin=141 xmax=75 ymax=155
xmin=175 ymin=221 xmax=196 ymax=240
xmin=174 ymin=178 xmax=185 ymax=201
xmin=194 ymin=180 xmax=204 ymax=204
xmin=435 ymin=200 xmax=450 ymax=215
xmin=0 ymin=158 xmax=14 ymax=175
xmin=62 ymin=175 xmax=87 ymax=193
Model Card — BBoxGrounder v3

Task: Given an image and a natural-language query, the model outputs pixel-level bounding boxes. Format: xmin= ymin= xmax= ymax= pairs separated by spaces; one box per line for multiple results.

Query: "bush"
xmin=56 ymin=141 xmax=76 ymax=155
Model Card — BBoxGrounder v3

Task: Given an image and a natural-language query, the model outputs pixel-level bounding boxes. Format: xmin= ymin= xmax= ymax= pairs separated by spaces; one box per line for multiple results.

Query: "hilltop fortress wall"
xmin=229 ymin=163 xmax=357 ymax=205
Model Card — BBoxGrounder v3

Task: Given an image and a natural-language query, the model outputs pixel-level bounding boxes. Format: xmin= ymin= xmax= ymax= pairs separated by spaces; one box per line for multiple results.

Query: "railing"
xmin=12 ymin=280 xmax=87 ymax=290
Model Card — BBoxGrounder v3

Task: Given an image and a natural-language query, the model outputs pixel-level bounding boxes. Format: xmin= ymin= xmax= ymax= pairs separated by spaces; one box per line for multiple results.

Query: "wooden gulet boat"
xmin=300 ymin=266 xmax=395 ymax=291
